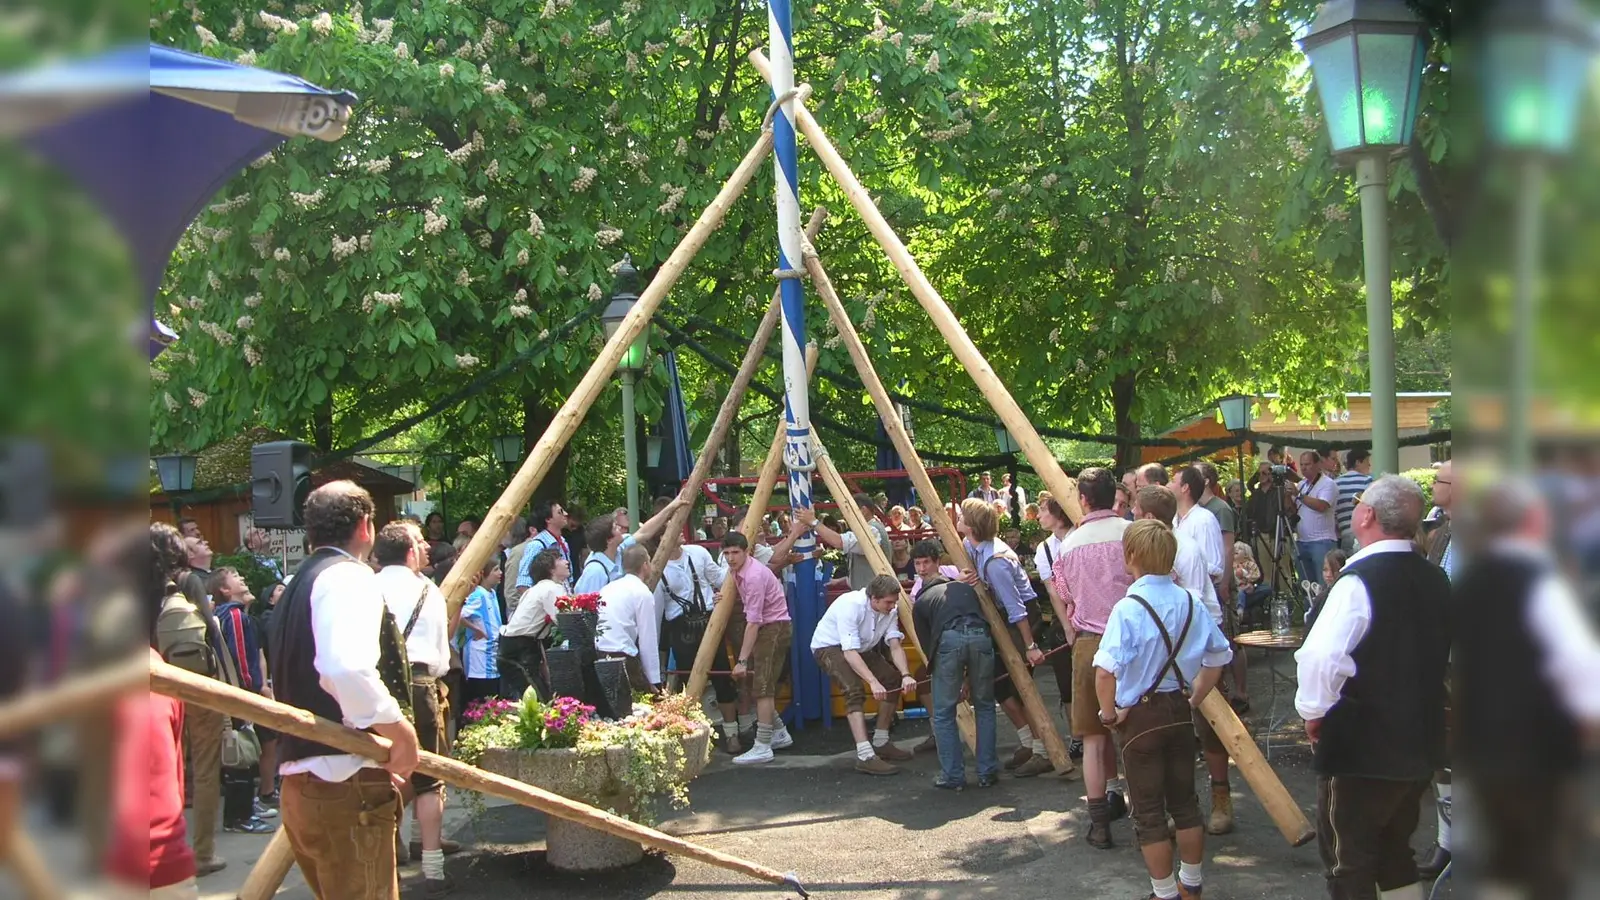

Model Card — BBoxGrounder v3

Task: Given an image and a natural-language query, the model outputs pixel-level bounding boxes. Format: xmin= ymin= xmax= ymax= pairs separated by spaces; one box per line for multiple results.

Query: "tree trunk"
xmin=522 ymin=392 xmax=569 ymax=507
xmin=311 ymin=400 xmax=334 ymax=453
xmin=1112 ymin=371 xmax=1140 ymax=473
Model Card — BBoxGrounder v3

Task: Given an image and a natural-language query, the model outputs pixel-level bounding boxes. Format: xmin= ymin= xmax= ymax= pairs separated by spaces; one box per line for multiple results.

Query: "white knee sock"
xmin=1016 ymin=725 xmax=1033 ymax=747
xmin=872 ymin=728 xmax=890 ymax=748
xmin=856 ymin=740 xmax=875 ymax=762
xmin=1178 ymin=860 xmax=1203 ymax=889
xmin=1150 ymin=873 xmax=1180 ymax=899
xmin=1377 ymin=885 xmax=1423 ymax=900
xmin=1435 ymin=782 xmax=1451 ymax=851
xmin=421 ymin=848 xmax=445 ymax=880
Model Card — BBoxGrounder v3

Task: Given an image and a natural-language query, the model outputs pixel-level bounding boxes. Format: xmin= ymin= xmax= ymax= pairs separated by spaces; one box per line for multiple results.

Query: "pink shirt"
xmin=1052 ymin=510 xmax=1133 ymax=636
xmin=735 ymin=557 xmax=791 ymax=625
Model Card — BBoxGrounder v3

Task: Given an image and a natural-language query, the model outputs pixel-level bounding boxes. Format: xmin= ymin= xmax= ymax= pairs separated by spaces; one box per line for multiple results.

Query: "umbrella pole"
xmin=749 ymin=50 xmax=1087 ymax=523
xmin=687 ymin=344 xmax=817 ymax=701
xmin=649 ymin=207 xmax=830 ymax=589
xmin=806 ymin=428 xmax=978 ymax=754
xmin=798 ymin=242 xmax=1074 ymax=775
xmin=439 ymin=125 xmax=781 ymax=624
xmin=149 ymin=661 xmax=809 ymax=893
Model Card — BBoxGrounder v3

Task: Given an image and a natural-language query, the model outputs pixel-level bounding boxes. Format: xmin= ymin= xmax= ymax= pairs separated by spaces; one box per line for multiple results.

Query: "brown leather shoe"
xmin=856 ymin=756 xmax=900 ymax=776
xmin=875 ymin=741 xmax=914 ymax=761
xmin=195 ymin=857 xmax=227 ymax=878
xmin=1012 ymin=755 xmax=1055 ymax=778
xmin=914 ymin=734 xmax=938 ymax=754
xmin=1005 ymin=746 xmax=1033 ymax=770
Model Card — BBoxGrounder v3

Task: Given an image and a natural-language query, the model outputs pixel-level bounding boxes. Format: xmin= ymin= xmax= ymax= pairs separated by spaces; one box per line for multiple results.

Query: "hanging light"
xmin=1484 ymin=0 xmax=1598 ymax=155
xmin=601 ymin=254 xmax=650 ymax=374
xmin=152 ymin=452 xmax=198 ymax=494
xmin=491 ymin=434 xmax=523 ymax=468
xmin=1302 ymin=0 xmax=1430 ymax=157
xmin=994 ymin=425 xmax=1022 ymax=455
xmin=1217 ymin=394 xmax=1254 ymax=432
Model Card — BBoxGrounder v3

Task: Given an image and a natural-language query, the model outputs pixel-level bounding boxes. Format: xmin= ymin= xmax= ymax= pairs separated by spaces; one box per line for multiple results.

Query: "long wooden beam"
xmin=685 ymin=345 xmax=818 ymax=700
xmin=807 ymin=429 xmax=977 ymax=754
xmin=796 ymin=242 xmax=1073 ymax=775
xmin=648 ymin=207 xmax=829 ymax=589
xmin=0 ymin=654 xmax=147 ymax=738
xmin=748 ymin=52 xmax=1084 ymax=524
xmin=149 ymin=660 xmax=809 ymax=892
xmin=237 ymin=826 xmax=297 ymax=900
xmin=441 ymin=117 xmax=790 ymax=621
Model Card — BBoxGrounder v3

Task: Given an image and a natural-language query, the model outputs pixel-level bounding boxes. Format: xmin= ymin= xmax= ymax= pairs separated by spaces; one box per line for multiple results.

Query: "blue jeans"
xmin=1296 ymin=538 xmax=1337 ymax=590
xmin=932 ymin=622 xmax=999 ymax=784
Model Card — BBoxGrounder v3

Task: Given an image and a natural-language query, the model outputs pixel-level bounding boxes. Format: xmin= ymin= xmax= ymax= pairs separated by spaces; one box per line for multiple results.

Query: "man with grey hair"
xmin=1295 ymin=475 xmax=1450 ymax=900
xmin=595 ymin=544 xmax=662 ymax=693
xmin=1453 ymin=478 xmax=1600 ymax=900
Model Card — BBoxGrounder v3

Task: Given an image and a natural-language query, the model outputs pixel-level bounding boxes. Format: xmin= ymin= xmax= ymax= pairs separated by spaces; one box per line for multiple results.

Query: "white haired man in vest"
xmin=1455 ymin=478 xmax=1600 ymax=900
xmin=1294 ymin=475 xmax=1449 ymax=900
xmin=270 ymin=481 xmax=421 ymax=900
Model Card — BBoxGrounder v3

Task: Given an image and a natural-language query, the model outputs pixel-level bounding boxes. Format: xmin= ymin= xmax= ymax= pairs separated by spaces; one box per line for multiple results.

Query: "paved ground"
xmin=29 ymin=656 xmax=1448 ymax=899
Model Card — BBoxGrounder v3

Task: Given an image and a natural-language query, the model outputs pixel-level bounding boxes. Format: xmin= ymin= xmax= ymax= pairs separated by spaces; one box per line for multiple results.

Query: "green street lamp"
xmin=1302 ymin=0 xmax=1430 ymax=474
xmin=602 ymin=255 xmax=650 ymax=526
xmin=1217 ymin=393 xmax=1254 ymax=487
xmin=1484 ymin=0 xmax=1598 ymax=469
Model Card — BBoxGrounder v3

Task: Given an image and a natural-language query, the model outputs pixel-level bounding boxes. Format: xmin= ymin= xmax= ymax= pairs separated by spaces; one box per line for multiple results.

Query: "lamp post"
xmin=1218 ymin=393 xmax=1254 ymax=487
xmin=1483 ymin=0 xmax=1597 ymax=470
xmin=1302 ymin=0 xmax=1429 ymax=475
xmin=994 ymin=425 xmax=1023 ymax=526
xmin=603 ymin=255 xmax=650 ymax=526
xmin=153 ymin=452 xmax=198 ymax=518
xmin=491 ymin=433 xmax=523 ymax=480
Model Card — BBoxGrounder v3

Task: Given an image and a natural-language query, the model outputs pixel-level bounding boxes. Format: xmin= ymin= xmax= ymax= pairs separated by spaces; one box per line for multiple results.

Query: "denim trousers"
xmin=1296 ymin=538 xmax=1337 ymax=590
xmin=931 ymin=623 xmax=999 ymax=783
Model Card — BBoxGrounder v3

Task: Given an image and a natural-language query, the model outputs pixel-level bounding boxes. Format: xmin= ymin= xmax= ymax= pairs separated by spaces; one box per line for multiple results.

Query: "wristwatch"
xmin=736 ymin=658 xmax=750 ymax=667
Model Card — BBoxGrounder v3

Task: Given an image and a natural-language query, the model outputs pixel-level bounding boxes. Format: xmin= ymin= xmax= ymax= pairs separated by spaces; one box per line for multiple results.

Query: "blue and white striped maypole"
xmin=769 ymin=0 xmax=814 ymax=560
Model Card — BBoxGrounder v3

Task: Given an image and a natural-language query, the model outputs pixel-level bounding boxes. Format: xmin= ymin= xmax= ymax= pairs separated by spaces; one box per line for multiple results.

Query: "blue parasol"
xmin=0 ymin=43 xmax=355 ymax=356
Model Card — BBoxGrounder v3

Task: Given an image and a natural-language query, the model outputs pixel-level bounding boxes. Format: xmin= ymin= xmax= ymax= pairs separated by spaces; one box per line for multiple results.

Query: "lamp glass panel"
xmin=1355 ymin=32 xmax=1424 ymax=147
xmin=1219 ymin=396 xmax=1251 ymax=431
xmin=1308 ymin=35 xmax=1363 ymax=151
xmin=1487 ymin=33 xmax=1590 ymax=152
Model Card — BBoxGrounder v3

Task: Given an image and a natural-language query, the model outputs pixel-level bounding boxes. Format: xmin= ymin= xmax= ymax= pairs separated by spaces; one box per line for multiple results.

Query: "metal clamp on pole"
xmin=761 ymin=85 xmax=810 ymax=133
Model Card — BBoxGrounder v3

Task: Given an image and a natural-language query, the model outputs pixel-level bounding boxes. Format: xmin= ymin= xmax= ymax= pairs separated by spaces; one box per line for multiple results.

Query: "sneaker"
xmin=731 ymin=743 xmax=775 ymax=765
xmin=855 ymin=756 xmax=899 ymax=776
xmin=977 ymin=774 xmax=1000 ymax=788
xmin=195 ymin=857 xmax=227 ymax=878
xmin=770 ymin=727 xmax=795 ymax=750
xmin=224 ymin=817 xmax=275 ymax=835
xmin=1068 ymin=738 xmax=1084 ymax=761
xmin=256 ymin=790 xmax=280 ymax=810
xmin=1005 ymin=746 xmax=1033 ymax=770
xmin=253 ymin=797 xmax=279 ymax=819
xmin=1012 ymin=755 xmax=1055 ymax=778
xmin=932 ymin=776 xmax=965 ymax=792
xmin=874 ymin=741 xmax=914 ymax=762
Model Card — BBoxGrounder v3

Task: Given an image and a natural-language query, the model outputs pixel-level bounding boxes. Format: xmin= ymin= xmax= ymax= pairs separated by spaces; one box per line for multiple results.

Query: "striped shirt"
xmin=1335 ymin=471 xmax=1372 ymax=540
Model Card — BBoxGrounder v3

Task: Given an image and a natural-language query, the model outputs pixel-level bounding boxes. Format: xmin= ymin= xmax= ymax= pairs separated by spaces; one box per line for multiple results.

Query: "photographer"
xmin=1293 ymin=451 xmax=1339 ymax=591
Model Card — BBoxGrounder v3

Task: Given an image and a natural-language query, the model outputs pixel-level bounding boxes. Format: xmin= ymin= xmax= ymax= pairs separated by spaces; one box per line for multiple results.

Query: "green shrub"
xmin=212 ymin=552 xmax=283 ymax=607
xmin=1400 ymin=467 xmax=1437 ymax=509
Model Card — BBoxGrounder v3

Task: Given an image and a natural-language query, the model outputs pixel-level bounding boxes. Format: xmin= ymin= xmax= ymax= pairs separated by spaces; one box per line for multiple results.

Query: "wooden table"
xmin=1234 ymin=629 xmax=1306 ymax=760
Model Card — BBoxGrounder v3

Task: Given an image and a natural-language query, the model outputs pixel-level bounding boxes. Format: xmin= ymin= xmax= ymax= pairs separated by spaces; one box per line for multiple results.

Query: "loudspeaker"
xmin=251 ymin=441 xmax=313 ymax=528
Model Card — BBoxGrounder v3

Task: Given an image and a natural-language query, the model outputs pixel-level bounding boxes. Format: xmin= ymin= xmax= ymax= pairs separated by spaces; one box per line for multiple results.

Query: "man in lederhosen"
xmin=1295 ymin=475 xmax=1449 ymax=900
xmin=1093 ymin=519 xmax=1233 ymax=900
xmin=271 ymin=481 xmax=421 ymax=900
xmin=656 ymin=537 xmax=742 ymax=752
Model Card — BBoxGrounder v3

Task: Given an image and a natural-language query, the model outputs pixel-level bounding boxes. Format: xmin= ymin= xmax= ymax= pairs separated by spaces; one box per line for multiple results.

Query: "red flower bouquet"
xmin=555 ymin=592 xmax=602 ymax=614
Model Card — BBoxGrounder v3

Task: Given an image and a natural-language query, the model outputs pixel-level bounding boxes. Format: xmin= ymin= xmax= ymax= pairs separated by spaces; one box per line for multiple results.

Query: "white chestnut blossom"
xmin=1048 ymin=327 xmax=1062 ymax=343
xmin=485 ymin=159 xmax=501 ymax=179
xmin=675 ymin=137 xmax=688 ymax=156
xmin=151 ymin=367 xmax=169 ymax=384
xmin=868 ymin=13 xmax=888 ymax=40
xmin=163 ymin=392 xmax=180 ymax=412
xmin=625 ymin=52 xmax=639 ymax=74
xmin=455 ymin=354 xmax=480 ymax=369
xmin=310 ymin=12 xmax=332 ymax=35
xmin=229 ymin=15 xmax=247 ymax=39
xmin=484 ymin=79 xmax=506 ymax=95
xmin=455 ymin=268 xmax=472 ymax=286
xmin=556 ymin=265 xmax=568 ymax=277
xmin=465 ymin=195 xmax=487 ymax=213
xmin=207 ymin=270 xmax=222 ymax=291
xmin=290 ymin=189 xmax=324 ymax=209
xmin=243 ymin=343 xmax=262 ymax=366
xmin=237 ymin=49 xmax=257 ymax=66
xmin=570 ymin=167 xmax=597 ymax=192
xmin=236 ymin=315 xmax=255 ymax=331
xmin=209 ymin=194 xmax=250 ymax=215
xmin=527 ymin=212 xmax=545 ymax=237
xmin=596 ymin=226 xmax=623 ymax=246
xmin=195 ymin=25 xmax=219 ymax=47
xmin=331 ymin=235 xmax=359 ymax=259
xmin=365 ymin=157 xmax=391 ymax=174
xmin=676 ymin=30 xmax=696 ymax=47
xmin=273 ymin=247 xmax=292 ymax=261
xmin=243 ymin=293 xmax=262 ymax=308
xmin=394 ymin=41 xmax=411 ymax=60
xmin=447 ymin=143 xmax=474 ymax=164
xmin=586 ymin=282 xmax=602 ymax=302
xmin=516 ymin=248 xmax=530 ymax=266
xmin=862 ymin=108 xmax=887 ymax=126
xmin=528 ymin=92 xmax=547 ymax=110
xmin=439 ymin=62 xmax=455 ymax=78
xmin=656 ymin=183 xmax=687 ymax=215
xmin=589 ymin=18 xmax=611 ymax=36
xmin=257 ymin=11 xmax=299 ymax=34
xmin=510 ymin=304 xmax=532 ymax=318
xmin=888 ymin=32 xmax=904 ymax=47
xmin=644 ymin=41 xmax=666 ymax=56
xmin=918 ymin=0 xmax=934 ymax=13
xmin=423 ymin=209 xmax=450 ymax=235
xmin=911 ymin=33 xmax=933 ymax=46
xmin=541 ymin=0 xmax=557 ymax=18
xmin=987 ymin=187 xmax=1004 ymax=200
xmin=923 ymin=51 xmax=940 ymax=74
xmin=1323 ymin=203 xmax=1349 ymax=223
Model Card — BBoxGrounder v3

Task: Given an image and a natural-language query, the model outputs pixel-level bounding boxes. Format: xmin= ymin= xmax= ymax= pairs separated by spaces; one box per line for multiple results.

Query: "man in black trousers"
xmin=1294 ymin=475 xmax=1449 ymax=900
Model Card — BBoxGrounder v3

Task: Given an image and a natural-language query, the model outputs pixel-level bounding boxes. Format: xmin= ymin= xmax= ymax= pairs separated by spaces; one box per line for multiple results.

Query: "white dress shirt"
xmin=1293 ymin=539 xmax=1415 ymax=721
xmin=810 ymin=589 xmax=903 ymax=653
xmin=503 ymin=579 xmax=563 ymax=640
xmin=595 ymin=573 xmax=661 ymax=684
xmin=1170 ymin=532 xmax=1223 ymax=625
xmin=376 ymin=565 xmax=450 ymax=677
xmin=1500 ymin=539 xmax=1600 ymax=720
xmin=656 ymin=544 xmax=725 ymax=624
xmin=280 ymin=550 xmax=405 ymax=783
xmin=1033 ymin=531 xmax=1069 ymax=585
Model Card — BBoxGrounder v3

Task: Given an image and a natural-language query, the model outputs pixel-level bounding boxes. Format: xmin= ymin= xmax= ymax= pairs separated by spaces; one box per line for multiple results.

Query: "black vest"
xmin=1454 ymin=549 xmax=1581 ymax=774
xmin=1314 ymin=550 xmax=1450 ymax=780
xmin=269 ymin=549 xmax=410 ymax=765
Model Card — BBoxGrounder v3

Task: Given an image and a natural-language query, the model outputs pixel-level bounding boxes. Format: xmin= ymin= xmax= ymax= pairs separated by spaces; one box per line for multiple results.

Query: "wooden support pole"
xmin=149 ymin=660 xmax=809 ymax=891
xmin=797 ymin=243 xmax=1074 ymax=775
xmin=237 ymin=825 xmax=297 ymax=900
xmin=686 ymin=345 xmax=818 ymax=701
xmin=648 ymin=206 xmax=830 ymax=589
xmin=748 ymin=51 xmax=1083 ymax=523
xmin=1198 ymin=691 xmax=1316 ymax=846
xmin=440 ymin=121 xmax=786 ymax=621
xmin=807 ymin=429 xmax=977 ymax=754
xmin=0 ymin=654 xmax=147 ymax=738
xmin=5 ymin=831 xmax=59 ymax=900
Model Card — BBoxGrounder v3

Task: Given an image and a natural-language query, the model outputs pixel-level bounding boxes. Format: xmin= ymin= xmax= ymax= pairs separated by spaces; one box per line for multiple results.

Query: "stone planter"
xmin=477 ymin=725 xmax=712 ymax=872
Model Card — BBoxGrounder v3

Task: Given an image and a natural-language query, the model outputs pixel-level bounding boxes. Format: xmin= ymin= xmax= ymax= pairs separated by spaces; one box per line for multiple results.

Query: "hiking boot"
xmin=1107 ymin=789 xmax=1128 ymax=821
xmin=770 ymin=726 xmax=795 ymax=750
xmin=424 ymin=876 xmax=455 ymax=897
xmin=1085 ymin=798 xmax=1114 ymax=850
xmin=732 ymin=743 xmax=775 ymax=766
xmin=1207 ymin=782 xmax=1234 ymax=835
xmin=856 ymin=756 xmax=899 ymax=776
xmin=875 ymin=741 xmax=914 ymax=762
xmin=1012 ymin=755 xmax=1055 ymax=778
xmin=409 ymin=840 xmax=464 ymax=861
xmin=721 ymin=730 xmax=745 ymax=755
xmin=1005 ymin=746 xmax=1033 ymax=770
